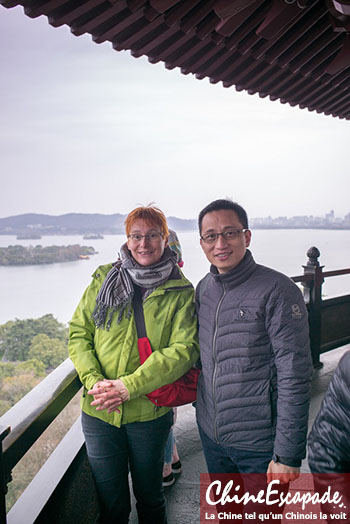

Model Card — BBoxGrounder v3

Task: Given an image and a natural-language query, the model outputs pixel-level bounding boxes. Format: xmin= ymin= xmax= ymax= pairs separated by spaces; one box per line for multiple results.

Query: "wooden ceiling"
xmin=2 ymin=0 xmax=350 ymax=119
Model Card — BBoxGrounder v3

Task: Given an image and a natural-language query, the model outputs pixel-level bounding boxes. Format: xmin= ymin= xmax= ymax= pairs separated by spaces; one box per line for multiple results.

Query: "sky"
xmin=1 ymin=5 xmax=349 ymax=220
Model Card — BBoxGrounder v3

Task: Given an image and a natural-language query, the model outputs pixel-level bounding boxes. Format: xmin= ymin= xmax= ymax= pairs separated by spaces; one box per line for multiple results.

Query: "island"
xmin=83 ymin=233 xmax=104 ymax=240
xmin=16 ymin=233 xmax=42 ymax=240
xmin=0 ymin=245 xmax=97 ymax=266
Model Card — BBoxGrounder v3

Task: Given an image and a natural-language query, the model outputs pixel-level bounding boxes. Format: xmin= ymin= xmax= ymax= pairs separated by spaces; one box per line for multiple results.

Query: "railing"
xmin=0 ymin=247 xmax=349 ymax=522
xmin=0 ymin=360 xmax=98 ymax=523
xmin=291 ymin=246 xmax=350 ymax=367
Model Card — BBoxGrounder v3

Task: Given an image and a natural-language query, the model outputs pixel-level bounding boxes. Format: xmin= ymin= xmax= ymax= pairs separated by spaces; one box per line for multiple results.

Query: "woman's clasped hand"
xmin=88 ymin=379 xmax=130 ymax=413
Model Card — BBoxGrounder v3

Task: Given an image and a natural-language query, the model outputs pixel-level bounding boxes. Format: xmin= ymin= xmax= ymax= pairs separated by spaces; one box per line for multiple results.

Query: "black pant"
xmin=199 ymin=425 xmax=289 ymax=523
xmin=82 ymin=410 xmax=173 ymax=524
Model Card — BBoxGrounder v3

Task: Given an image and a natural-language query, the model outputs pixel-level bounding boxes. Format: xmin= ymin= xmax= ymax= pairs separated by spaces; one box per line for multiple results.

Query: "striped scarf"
xmin=92 ymin=243 xmax=178 ymax=330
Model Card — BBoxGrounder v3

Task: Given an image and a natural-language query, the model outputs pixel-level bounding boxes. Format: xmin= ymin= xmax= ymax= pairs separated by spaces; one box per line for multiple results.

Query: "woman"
xmin=68 ymin=205 xmax=199 ymax=524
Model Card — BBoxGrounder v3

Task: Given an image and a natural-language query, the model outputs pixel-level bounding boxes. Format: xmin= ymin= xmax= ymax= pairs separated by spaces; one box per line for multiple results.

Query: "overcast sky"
xmin=1 ymin=5 xmax=349 ymax=220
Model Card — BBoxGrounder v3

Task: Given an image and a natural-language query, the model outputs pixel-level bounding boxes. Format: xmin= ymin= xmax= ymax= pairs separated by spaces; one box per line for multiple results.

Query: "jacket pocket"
xmin=233 ymin=306 xmax=265 ymax=323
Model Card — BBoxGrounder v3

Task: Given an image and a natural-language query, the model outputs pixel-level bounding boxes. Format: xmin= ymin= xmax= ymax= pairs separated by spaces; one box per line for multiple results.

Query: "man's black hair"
xmin=198 ymin=199 xmax=249 ymax=233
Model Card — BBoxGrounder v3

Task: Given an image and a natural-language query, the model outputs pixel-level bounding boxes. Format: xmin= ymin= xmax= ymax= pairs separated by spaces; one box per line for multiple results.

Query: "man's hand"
xmin=266 ymin=460 xmax=300 ymax=484
xmin=88 ymin=379 xmax=130 ymax=414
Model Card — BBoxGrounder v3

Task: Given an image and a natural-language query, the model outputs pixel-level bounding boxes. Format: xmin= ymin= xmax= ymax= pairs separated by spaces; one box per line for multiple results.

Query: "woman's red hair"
xmin=124 ymin=205 xmax=169 ymax=238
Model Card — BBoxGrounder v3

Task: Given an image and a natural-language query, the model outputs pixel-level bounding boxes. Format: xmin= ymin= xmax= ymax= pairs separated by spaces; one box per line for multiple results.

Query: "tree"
xmin=0 ymin=244 xmax=96 ymax=265
xmin=0 ymin=319 xmax=38 ymax=361
xmin=0 ymin=315 xmax=68 ymax=361
xmin=15 ymin=359 xmax=46 ymax=377
xmin=0 ymin=361 xmax=16 ymax=380
xmin=28 ymin=334 xmax=68 ymax=370
xmin=35 ymin=314 xmax=68 ymax=343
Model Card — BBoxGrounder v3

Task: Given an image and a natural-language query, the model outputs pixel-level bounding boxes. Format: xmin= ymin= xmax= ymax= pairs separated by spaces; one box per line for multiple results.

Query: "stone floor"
xmin=130 ymin=345 xmax=350 ymax=524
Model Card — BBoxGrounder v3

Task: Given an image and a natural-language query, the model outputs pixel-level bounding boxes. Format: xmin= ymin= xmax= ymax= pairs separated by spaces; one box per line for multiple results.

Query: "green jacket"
xmin=68 ymin=263 xmax=199 ymax=427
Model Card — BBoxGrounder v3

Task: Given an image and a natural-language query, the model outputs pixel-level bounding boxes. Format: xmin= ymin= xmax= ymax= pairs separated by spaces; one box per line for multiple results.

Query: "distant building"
xmin=325 ymin=209 xmax=335 ymax=223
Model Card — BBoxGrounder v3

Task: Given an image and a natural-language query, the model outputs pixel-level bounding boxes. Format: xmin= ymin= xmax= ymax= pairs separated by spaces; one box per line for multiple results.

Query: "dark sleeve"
xmin=308 ymin=351 xmax=350 ymax=473
xmin=265 ymin=277 xmax=313 ymax=464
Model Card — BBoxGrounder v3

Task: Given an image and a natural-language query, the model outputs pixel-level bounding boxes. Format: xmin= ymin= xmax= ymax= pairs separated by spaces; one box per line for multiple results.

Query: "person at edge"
xmin=195 ymin=199 xmax=313 ymax=519
xmin=162 ymin=229 xmax=184 ymax=489
xmin=68 ymin=205 xmax=199 ymax=524
xmin=307 ymin=350 xmax=350 ymax=521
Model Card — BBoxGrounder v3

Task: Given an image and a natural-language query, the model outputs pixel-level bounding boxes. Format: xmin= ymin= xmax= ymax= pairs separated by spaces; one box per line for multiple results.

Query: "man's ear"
xmin=245 ymin=230 xmax=252 ymax=247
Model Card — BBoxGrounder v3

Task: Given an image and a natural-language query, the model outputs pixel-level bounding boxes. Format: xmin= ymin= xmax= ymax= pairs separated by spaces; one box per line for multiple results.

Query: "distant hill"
xmin=0 ymin=213 xmax=197 ymax=236
xmin=167 ymin=216 xmax=197 ymax=232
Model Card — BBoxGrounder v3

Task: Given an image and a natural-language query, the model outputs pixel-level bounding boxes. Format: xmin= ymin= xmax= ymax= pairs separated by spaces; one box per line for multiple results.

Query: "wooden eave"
xmin=1 ymin=0 xmax=350 ymax=120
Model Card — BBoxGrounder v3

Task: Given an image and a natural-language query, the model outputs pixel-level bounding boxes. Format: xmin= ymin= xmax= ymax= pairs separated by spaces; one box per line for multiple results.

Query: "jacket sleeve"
xmin=121 ymin=289 xmax=199 ymax=400
xmin=308 ymin=351 xmax=350 ymax=472
xmin=68 ymin=274 xmax=105 ymax=391
xmin=265 ymin=278 xmax=313 ymax=465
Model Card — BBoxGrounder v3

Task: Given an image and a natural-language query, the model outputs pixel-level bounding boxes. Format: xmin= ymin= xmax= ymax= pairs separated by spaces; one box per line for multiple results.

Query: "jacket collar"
xmin=210 ymin=249 xmax=257 ymax=289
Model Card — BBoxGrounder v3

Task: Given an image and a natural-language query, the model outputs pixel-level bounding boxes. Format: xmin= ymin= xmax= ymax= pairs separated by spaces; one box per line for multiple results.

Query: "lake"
xmin=0 ymin=229 xmax=349 ymax=325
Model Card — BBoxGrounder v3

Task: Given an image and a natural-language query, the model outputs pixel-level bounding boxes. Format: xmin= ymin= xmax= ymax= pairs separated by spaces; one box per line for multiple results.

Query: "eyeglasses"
xmin=200 ymin=229 xmax=248 ymax=244
xmin=128 ymin=232 xmax=163 ymax=243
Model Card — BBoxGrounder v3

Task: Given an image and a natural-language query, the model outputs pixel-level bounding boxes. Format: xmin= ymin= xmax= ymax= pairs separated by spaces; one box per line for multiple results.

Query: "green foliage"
xmin=0 ymin=399 xmax=12 ymax=416
xmin=0 ymin=361 xmax=16 ymax=379
xmin=15 ymin=359 xmax=46 ymax=377
xmin=0 ymin=244 xmax=96 ymax=266
xmin=33 ymin=314 xmax=68 ymax=343
xmin=0 ymin=315 xmax=74 ymax=511
xmin=28 ymin=334 xmax=68 ymax=370
xmin=0 ymin=359 xmax=46 ymax=415
xmin=0 ymin=314 xmax=69 ymax=416
xmin=0 ymin=374 xmax=42 ymax=415
xmin=0 ymin=319 xmax=36 ymax=361
xmin=5 ymin=393 xmax=81 ymax=512
xmin=0 ymin=314 xmax=68 ymax=361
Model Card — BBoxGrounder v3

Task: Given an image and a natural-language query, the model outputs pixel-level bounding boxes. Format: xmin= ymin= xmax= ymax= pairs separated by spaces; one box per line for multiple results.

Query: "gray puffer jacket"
xmin=196 ymin=250 xmax=312 ymax=466
xmin=308 ymin=351 xmax=350 ymax=473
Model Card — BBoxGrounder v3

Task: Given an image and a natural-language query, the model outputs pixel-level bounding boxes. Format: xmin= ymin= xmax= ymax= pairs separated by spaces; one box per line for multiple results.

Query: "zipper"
xmin=212 ymin=282 xmax=226 ymax=444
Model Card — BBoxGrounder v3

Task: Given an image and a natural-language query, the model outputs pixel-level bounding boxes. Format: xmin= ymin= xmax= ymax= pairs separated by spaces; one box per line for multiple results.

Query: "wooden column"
xmin=302 ymin=247 xmax=324 ymax=368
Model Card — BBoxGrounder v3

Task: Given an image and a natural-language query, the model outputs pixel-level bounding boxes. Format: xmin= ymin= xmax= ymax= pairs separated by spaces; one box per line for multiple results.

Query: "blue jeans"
xmin=198 ymin=425 xmax=288 ymax=523
xmin=198 ymin=424 xmax=273 ymax=474
xmin=164 ymin=428 xmax=175 ymax=464
xmin=82 ymin=410 xmax=173 ymax=524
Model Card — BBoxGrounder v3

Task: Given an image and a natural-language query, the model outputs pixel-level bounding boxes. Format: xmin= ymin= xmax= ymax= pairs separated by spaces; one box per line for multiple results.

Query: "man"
xmin=196 ymin=199 xmax=312 ymax=485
